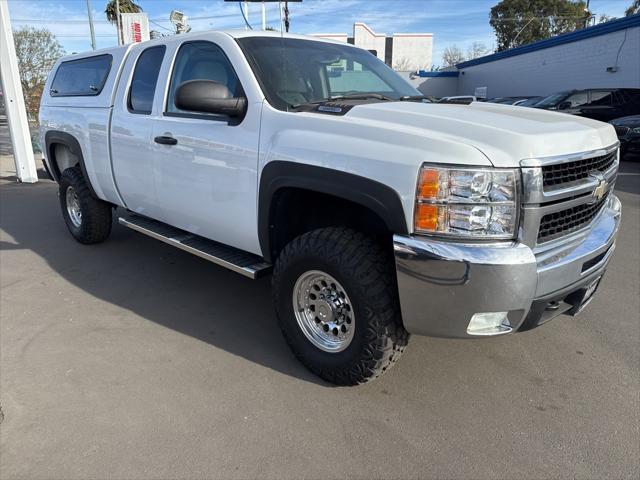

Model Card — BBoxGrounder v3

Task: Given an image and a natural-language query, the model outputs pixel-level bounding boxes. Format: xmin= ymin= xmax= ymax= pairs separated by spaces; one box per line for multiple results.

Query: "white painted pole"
xmin=262 ymin=1 xmax=266 ymax=30
xmin=243 ymin=1 xmax=249 ymax=30
xmin=0 ymin=0 xmax=38 ymax=183
xmin=87 ymin=0 xmax=96 ymax=50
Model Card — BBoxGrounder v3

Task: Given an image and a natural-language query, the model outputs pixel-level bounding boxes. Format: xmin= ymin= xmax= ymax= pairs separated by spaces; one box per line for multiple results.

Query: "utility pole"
xmin=0 ymin=0 xmax=38 ymax=183
xmin=262 ymin=1 xmax=266 ymax=30
xmin=87 ymin=0 xmax=96 ymax=50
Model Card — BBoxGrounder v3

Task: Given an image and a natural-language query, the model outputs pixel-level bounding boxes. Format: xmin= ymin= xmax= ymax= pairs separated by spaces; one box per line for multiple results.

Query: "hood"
xmin=345 ymin=101 xmax=618 ymax=167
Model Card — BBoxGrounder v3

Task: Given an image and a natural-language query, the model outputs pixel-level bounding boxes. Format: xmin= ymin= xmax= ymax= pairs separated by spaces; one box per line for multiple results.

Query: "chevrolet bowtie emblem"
xmin=590 ymin=172 xmax=608 ymax=202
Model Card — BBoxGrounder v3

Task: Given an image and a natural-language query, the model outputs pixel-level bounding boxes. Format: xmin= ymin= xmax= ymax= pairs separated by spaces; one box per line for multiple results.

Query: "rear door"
xmin=150 ymin=38 xmax=262 ymax=254
xmin=111 ymin=44 xmax=166 ymax=217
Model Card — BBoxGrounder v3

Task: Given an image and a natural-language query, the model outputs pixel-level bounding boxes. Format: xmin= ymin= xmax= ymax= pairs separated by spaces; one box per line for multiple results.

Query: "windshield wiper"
xmin=291 ymin=93 xmax=395 ymax=109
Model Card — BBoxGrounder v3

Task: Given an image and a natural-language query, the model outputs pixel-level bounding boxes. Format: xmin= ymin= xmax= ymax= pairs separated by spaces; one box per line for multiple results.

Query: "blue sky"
xmin=8 ymin=0 xmax=632 ymax=66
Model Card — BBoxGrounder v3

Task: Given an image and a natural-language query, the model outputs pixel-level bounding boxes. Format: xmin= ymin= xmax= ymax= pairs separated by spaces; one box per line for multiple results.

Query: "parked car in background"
xmin=437 ymin=95 xmax=476 ymax=104
xmin=515 ymin=96 xmax=543 ymax=107
xmin=610 ymin=115 xmax=640 ymax=159
xmin=533 ymin=88 xmax=640 ymax=122
xmin=487 ymin=96 xmax=536 ymax=105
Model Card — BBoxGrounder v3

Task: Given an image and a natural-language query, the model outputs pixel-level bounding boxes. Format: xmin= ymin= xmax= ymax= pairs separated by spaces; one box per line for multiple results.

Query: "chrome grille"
xmin=537 ymin=193 xmax=609 ymax=243
xmin=542 ymin=151 xmax=616 ymax=188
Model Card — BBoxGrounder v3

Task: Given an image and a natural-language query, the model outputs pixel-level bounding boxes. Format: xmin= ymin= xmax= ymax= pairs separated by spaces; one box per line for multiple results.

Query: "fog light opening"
xmin=467 ymin=312 xmax=513 ymax=336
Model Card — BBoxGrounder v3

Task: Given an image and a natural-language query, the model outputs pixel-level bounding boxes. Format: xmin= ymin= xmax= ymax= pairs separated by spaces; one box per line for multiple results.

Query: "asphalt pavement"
xmin=1 ymin=152 xmax=639 ymax=479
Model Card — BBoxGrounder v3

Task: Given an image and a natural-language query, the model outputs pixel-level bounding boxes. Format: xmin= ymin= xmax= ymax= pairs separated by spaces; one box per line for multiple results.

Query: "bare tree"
xmin=442 ymin=45 xmax=465 ymax=67
xmin=13 ymin=27 xmax=64 ymax=120
xmin=393 ymin=57 xmax=414 ymax=71
xmin=626 ymin=0 xmax=640 ymax=15
xmin=466 ymin=41 xmax=491 ymax=60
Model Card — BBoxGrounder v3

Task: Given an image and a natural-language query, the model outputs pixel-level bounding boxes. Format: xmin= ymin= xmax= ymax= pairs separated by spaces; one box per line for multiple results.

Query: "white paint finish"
xmin=457 ymin=26 xmax=640 ymax=98
xmin=0 ymin=0 xmax=37 ymax=182
xmin=347 ymin=101 xmax=618 ymax=166
xmin=109 ymin=45 xmax=157 ymax=212
xmin=39 ymin=106 xmax=115 ymax=202
xmin=258 ymin=101 xmax=492 ymax=236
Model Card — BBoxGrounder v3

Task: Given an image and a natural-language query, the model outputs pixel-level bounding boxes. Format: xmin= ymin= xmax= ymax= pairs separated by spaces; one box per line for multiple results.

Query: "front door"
xmin=151 ymin=40 xmax=261 ymax=254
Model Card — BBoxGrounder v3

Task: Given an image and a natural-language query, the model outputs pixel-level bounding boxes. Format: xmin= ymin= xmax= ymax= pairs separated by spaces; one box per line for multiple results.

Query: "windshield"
xmin=534 ymin=91 xmax=572 ymax=108
xmin=237 ymin=37 xmax=420 ymax=111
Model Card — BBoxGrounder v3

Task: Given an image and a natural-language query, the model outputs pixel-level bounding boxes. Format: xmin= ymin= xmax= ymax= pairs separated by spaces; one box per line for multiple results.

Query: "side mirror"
xmin=557 ymin=101 xmax=572 ymax=110
xmin=175 ymin=80 xmax=247 ymax=117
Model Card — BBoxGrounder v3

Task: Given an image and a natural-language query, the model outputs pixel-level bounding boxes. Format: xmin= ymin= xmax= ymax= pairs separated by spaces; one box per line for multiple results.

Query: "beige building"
xmin=312 ymin=22 xmax=433 ymax=71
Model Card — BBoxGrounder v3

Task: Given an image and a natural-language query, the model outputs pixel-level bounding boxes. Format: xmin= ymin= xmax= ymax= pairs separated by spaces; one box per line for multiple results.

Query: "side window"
xmin=128 ymin=46 xmax=166 ymax=114
xmin=167 ymin=41 xmax=240 ymax=114
xmin=565 ymin=92 xmax=589 ymax=108
xmin=51 ymin=54 xmax=112 ymax=96
xmin=589 ymin=91 xmax=613 ymax=106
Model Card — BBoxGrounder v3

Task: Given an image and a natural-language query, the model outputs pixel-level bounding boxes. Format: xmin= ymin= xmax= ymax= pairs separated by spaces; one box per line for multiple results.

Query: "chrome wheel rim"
xmin=65 ymin=186 xmax=82 ymax=228
xmin=293 ymin=270 xmax=355 ymax=352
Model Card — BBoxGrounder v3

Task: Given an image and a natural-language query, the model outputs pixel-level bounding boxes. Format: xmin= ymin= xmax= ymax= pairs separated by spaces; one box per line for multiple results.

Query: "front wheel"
xmin=272 ymin=228 xmax=409 ymax=385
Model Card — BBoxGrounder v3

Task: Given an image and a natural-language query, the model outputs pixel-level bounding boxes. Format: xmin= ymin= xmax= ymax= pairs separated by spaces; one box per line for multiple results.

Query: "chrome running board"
xmin=118 ymin=214 xmax=272 ymax=279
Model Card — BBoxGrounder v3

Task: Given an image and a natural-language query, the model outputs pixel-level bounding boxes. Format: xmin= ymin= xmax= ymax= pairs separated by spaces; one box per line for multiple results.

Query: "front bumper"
xmin=393 ymin=194 xmax=621 ymax=338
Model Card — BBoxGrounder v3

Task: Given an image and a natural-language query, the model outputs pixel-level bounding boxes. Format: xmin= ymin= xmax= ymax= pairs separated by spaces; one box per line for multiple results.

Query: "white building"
xmin=312 ymin=22 xmax=433 ymax=71
xmin=418 ymin=14 xmax=640 ymax=98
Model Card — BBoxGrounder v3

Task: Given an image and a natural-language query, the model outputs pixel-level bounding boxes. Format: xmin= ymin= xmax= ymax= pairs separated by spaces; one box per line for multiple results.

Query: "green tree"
xmin=104 ymin=0 xmax=143 ymax=24
xmin=13 ymin=27 xmax=64 ymax=120
xmin=626 ymin=0 xmax=640 ymax=15
xmin=490 ymin=0 xmax=588 ymax=51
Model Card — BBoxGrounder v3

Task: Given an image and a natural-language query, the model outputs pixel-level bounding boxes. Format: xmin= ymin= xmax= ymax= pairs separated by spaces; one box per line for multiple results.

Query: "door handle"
xmin=154 ymin=135 xmax=178 ymax=145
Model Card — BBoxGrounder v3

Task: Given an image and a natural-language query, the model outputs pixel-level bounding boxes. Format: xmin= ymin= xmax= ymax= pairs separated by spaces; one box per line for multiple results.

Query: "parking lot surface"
xmin=1 ymin=153 xmax=639 ymax=479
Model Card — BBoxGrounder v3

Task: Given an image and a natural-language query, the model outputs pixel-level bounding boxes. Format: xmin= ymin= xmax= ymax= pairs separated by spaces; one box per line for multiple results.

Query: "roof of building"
xmin=457 ymin=13 xmax=640 ymax=69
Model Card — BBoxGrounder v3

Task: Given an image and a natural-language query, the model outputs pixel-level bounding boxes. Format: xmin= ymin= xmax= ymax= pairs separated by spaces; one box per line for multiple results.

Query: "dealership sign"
xmin=121 ymin=13 xmax=150 ymax=44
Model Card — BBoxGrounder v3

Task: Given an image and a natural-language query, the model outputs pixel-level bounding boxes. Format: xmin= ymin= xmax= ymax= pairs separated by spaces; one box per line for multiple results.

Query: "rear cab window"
xmin=128 ymin=46 xmax=166 ymax=114
xmin=50 ymin=54 xmax=112 ymax=97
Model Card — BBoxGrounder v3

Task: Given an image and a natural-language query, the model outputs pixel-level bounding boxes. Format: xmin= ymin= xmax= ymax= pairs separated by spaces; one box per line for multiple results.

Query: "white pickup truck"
xmin=40 ymin=31 xmax=621 ymax=385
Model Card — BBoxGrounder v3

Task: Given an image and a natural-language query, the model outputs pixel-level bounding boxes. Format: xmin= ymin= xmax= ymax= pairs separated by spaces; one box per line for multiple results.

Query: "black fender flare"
xmin=258 ymin=161 xmax=408 ymax=260
xmin=44 ymin=130 xmax=99 ymax=198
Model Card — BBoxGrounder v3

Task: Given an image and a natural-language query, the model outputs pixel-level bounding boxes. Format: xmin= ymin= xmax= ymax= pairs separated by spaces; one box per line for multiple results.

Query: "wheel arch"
xmin=258 ymin=161 xmax=408 ymax=262
xmin=44 ymin=130 xmax=99 ymax=199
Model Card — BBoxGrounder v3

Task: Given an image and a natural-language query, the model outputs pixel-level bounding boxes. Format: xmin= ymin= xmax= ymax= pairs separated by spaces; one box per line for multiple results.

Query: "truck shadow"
xmin=0 ymin=179 xmax=328 ymax=386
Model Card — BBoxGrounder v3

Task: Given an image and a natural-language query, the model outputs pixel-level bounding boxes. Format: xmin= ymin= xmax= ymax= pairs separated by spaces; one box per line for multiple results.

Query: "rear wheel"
xmin=272 ymin=227 xmax=409 ymax=385
xmin=59 ymin=167 xmax=112 ymax=244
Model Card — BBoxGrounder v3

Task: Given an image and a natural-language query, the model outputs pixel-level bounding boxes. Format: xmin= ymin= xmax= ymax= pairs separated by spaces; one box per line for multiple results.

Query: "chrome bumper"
xmin=393 ymin=195 xmax=621 ymax=338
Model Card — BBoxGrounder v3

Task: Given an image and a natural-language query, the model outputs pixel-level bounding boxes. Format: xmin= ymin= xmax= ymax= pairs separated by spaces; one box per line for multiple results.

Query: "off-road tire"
xmin=272 ymin=227 xmax=409 ymax=385
xmin=59 ymin=166 xmax=112 ymax=244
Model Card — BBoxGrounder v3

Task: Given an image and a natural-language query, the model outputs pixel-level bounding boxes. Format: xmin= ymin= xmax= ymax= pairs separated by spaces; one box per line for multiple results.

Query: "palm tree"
xmin=104 ymin=0 xmax=142 ymax=24
xmin=626 ymin=0 xmax=640 ymax=16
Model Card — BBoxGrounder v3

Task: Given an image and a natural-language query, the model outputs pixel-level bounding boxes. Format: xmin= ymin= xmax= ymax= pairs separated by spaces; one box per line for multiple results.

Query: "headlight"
xmin=414 ymin=165 xmax=519 ymax=238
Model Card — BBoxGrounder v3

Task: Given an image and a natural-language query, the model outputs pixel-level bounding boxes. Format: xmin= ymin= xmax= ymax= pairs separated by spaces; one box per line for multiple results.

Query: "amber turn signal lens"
xmin=418 ymin=168 xmax=440 ymax=199
xmin=415 ymin=204 xmax=440 ymax=231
